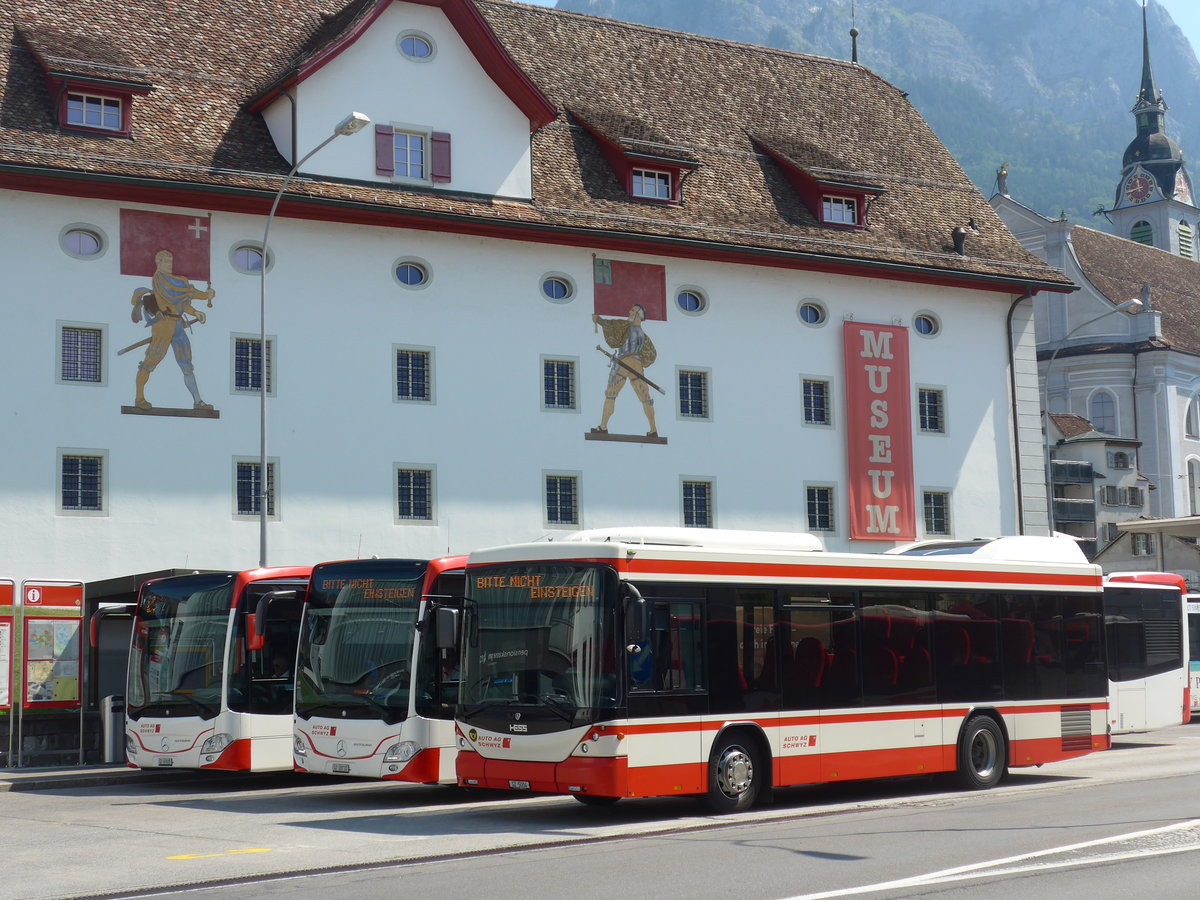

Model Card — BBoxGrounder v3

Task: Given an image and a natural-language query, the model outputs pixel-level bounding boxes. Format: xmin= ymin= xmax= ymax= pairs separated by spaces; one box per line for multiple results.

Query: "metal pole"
xmin=258 ymin=113 xmax=369 ymax=568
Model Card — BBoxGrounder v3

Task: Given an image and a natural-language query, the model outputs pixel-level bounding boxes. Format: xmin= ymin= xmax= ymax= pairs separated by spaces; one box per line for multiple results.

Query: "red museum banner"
xmin=843 ymin=322 xmax=916 ymax=541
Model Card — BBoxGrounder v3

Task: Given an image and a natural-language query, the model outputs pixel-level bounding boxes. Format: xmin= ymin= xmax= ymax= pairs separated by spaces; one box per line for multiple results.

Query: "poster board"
xmin=20 ymin=582 xmax=84 ymax=710
xmin=0 ymin=618 xmax=11 ymax=709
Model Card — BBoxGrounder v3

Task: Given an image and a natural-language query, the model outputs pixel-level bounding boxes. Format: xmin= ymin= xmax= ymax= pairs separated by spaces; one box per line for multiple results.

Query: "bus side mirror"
xmin=248 ymin=589 xmax=297 ymax=652
xmin=248 ymin=595 xmax=268 ymax=651
xmin=89 ymin=604 xmax=136 ymax=648
xmin=435 ymin=606 xmax=460 ymax=650
xmin=623 ymin=584 xmax=648 ymax=645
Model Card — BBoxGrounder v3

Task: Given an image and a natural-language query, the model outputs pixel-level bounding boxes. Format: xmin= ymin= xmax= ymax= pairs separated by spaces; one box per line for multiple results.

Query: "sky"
xmin=519 ymin=0 xmax=1200 ymax=55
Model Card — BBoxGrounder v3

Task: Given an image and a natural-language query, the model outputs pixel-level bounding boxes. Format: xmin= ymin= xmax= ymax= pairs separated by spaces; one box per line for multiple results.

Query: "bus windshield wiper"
xmin=523 ymin=692 xmax=575 ymax=722
xmin=172 ymin=692 xmax=218 ymax=720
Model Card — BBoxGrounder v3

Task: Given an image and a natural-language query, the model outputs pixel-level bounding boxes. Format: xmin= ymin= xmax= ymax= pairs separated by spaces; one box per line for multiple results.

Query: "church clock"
xmin=1124 ymin=172 xmax=1154 ymax=203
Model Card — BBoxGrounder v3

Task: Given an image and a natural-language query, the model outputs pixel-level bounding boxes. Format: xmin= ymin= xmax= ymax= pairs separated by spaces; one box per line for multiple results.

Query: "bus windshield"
xmin=127 ymin=573 xmax=235 ymax=720
xmin=296 ymin=560 xmax=430 ymax=725
xmin=461 ymin=563 xmax=617 ymax=727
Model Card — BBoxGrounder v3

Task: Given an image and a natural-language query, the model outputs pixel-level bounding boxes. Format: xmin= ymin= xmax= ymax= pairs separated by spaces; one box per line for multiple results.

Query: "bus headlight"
xmin=383 ymin=741 xmax=419 ymax=763
xmin=200 ymin=733 xmax=233 ymax=755
xmin=293 ymin=735 xmax=307 ymax=757
xmin=125 ymin=734 xmax=137 ymax=757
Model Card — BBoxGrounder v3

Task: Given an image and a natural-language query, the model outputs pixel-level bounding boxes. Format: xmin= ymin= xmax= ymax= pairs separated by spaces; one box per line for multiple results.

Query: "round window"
xmin=676 ymin=289 xmax=707 ymax=314
xmin=797 ymin=300 xmax=827 ymax=327
xmin=60 ymin=226 xmax=105 ymax=259
xmin=230 ymin=244 xmax=267 ymax=274
xmin=542 ymin=277 xmax=571 ymax=301
xmin=398 ymin=32 xmax=435 ymax=61
xmin=393 ymin=259 xmax=432 ymax=290
xmin=913 ymin=313 xmax=940 ymax=336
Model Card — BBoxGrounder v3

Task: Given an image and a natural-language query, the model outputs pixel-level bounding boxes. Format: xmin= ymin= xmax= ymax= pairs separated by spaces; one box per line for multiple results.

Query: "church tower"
xmin=1108 ymin=1 xmax=1198 ymax=258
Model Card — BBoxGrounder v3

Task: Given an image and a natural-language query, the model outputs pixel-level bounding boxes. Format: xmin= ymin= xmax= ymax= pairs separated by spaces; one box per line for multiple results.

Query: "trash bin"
xmin=101 ymin=695 xmax=125 ymax=764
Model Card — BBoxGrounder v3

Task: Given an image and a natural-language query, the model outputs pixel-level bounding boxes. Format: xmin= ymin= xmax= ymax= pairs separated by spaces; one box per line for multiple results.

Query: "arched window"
xmin=1187 ymin=394 xmax=1200 ymax=439
xmin=1179 ymin=221 xmax=1194 ymax=259
xmin=1189 ymin=459 xmax=1200 ymax=515
xmin=1131 ymin=221 xmax=1153 ymax=245
xmin=1089 ymin=390 xmax=1116 ymax=434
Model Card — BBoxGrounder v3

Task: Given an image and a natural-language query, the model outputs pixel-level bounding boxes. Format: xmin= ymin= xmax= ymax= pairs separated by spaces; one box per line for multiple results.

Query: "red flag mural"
xmin=120 ymin=209 xmax=212 ymax=280
xmin=843 ymin=322 xmax=916 ymax=541
xmin=593 ymin=258 xmax=666 ymax=320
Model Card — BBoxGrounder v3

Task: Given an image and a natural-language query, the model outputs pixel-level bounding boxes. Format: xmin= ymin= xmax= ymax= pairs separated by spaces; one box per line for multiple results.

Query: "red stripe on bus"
xmin=617 ymin=557 xmax=1101 ymax=587
xmin=202 ymin=738 xmax=253 ymax=772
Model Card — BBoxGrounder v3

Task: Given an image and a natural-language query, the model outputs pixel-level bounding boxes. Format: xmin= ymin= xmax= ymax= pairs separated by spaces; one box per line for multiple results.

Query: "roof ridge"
xmin=477 ymin=0 xmax=871 ymax=73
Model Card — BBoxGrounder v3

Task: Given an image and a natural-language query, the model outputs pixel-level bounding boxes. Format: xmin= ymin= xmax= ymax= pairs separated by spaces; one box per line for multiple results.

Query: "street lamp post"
xmin=258 ymin=112 xmax=370 ymax=568
xmin=1042 ymin=296 xmax=1143 ymax=535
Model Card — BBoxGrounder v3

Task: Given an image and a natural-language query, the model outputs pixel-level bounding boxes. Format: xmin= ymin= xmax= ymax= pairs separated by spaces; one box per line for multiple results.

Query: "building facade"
xmin=1 ymin=0 xmax=1070 ymax=592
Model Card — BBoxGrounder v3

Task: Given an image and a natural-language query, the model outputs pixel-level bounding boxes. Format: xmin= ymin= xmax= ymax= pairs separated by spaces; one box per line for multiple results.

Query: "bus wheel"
xmin=573 ymin=794 xmax=620 ymax=807
xmin=703 ymin=735 xmax=760 ymax=813
xmin=955 ymin=716 xmax=1006 ymax=790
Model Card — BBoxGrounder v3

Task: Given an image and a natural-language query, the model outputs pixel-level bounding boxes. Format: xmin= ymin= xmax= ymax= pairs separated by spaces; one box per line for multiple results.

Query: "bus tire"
xmin=702 ymin=734 xmax=760 ymax=813
xmin=573 ymin=793 xmax=620 ymax=807
xmin=955 ymin=715 xmax=1006 ymax=790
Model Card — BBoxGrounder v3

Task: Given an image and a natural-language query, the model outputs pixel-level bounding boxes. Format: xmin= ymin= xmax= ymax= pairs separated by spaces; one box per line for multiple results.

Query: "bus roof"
xmin=467 ymin=529 xmax=1102 ymax=593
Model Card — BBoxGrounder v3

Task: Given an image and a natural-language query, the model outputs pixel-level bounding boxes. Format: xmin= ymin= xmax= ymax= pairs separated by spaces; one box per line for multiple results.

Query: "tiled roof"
xmin=0 ymin=0 xmax=1072 ymax=290
xmin=1049 ymin=413 xmax=1096 ymax=439
xmin=16 ymin=23 xmax=151 ymax=86
xmin=1070 ymin=225 xmax=1200 ymax=354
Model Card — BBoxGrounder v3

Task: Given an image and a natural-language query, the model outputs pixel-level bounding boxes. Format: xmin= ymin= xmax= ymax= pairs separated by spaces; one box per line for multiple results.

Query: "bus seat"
xmin=793 ymin=636 xmax=826 ymax=688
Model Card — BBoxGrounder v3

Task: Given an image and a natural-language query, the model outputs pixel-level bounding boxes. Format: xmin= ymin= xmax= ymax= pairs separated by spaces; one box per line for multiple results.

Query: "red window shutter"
xmin=431 ymin=131 xmax=451 ymax=183
xmin=375 ymin=124 xmax=394 ymax=176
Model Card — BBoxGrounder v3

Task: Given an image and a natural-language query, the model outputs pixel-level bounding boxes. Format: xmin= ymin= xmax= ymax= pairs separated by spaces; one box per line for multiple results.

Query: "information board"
xmin=23 ymin=617 xmax=82 ymax=708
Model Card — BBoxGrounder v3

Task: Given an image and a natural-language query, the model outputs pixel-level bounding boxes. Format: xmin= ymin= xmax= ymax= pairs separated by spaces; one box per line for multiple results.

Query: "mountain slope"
xmin=555 ymin=0 xmax=1200 ymax=225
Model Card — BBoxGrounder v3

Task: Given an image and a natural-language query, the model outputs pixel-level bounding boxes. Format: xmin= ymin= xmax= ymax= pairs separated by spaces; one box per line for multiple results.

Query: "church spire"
xmin=1132 ymin=0 xmax=1165 ymax=130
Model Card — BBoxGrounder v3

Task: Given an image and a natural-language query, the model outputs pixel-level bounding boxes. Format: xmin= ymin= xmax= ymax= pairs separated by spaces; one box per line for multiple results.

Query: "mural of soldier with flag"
xmin=118 ymin=210 xmax=216 ymax=414
xmin=588 ymin=258 xmax=667 ymax=442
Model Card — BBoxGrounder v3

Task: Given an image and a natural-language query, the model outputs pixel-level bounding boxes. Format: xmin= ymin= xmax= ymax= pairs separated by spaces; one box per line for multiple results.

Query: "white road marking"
xmin=780 ymin=819 xmax=1200 ymax=899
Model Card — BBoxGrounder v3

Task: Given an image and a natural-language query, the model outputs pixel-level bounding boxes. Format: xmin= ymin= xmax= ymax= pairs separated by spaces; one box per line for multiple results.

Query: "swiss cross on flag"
xmin=120 ymin=209 xmax=212 ymax=280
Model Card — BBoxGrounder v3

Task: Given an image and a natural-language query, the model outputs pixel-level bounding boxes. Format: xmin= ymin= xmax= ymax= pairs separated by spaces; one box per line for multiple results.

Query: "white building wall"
xmin=2 ymin=186 xmax=1029 ymax=585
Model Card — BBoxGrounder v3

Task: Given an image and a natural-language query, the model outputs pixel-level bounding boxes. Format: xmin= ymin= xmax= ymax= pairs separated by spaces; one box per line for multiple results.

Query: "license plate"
xmin=157 ymin=758 xmax=174 ymax=767
xmin=508 ymin=780 xmax=530 ymax=790
xmin=332 ymin=763 xmax=351 ymax=774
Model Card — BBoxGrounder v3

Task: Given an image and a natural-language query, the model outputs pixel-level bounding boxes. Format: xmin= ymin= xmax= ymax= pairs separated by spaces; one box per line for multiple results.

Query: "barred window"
xmin=678 ymin=369 xmax=710 ymax=419
xmin=396 ymin=468 xmax=433 ymax=521
xmin=60 ymin=326 xmax=102 ymax=383
xmin=61 ymin=454 xmax=103 ymax=512
xmin=233 ymin=337 xmax=272 ymax=393
xmin=918 ymin=388 xmax=945 ymax=433
xmin=545 ymin=474 xmax=579 ymax=526
xmin=806 ymin=485 xmax=835 ymax=532
xmin=396 ymin=349 xmax=432 ymax=402
xmin=236 ymin=461 xmax=275 ymax=517
xmin=682 ymin=480 xmax=713 ymax=528
xmin=802 ymin=378 xmax=830 ymax=425
xmin=923 ymin=490 xmax=951 ymax=535
xmin=542 ymin=358 xmax=576 ymax=410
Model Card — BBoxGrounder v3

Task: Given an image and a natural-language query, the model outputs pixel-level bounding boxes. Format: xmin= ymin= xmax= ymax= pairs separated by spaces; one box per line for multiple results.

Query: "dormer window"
xmin=822 ymin=195 xmax=859 ymax=226
xmin=17 ymin=26 xmax=151 ymax=140
xmin=632 ymin=169 xmax=672 ymax=201
xmin=569 ymin=109 xmax=696 ymax=206
xmin=752 ymin=135 xmax=884 ymax=230
xmin=65 ymin=93 xmax=122 ymax=131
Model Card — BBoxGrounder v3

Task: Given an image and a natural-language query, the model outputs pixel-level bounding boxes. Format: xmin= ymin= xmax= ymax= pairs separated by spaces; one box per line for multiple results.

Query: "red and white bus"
xmin=125 ymin=566 xmax=311 ymax=772
xmin=1103 ymin=572 xmax=1190 ymax=732
xmin=292 ymin=556 xmax=466 ymax=782
xmin=455 ymin=528 xmax=1110 ymax=811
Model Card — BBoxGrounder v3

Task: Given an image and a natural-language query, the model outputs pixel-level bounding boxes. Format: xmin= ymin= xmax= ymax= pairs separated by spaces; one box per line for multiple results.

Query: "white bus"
xmin=456 ymin=528 xmax=1110 ymax=811
xmin=125 ymin=566 xmax=311 ymax=772
xmin=1100 ymin=572 xmax=1189 ymax=732
xmin=293 ymin=556 xmax=466 ymax=782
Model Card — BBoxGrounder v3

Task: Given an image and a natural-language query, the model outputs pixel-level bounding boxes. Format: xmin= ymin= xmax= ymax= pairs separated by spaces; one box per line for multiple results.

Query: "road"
xmin=3 ymin=724 xmax=1199 ymax=900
